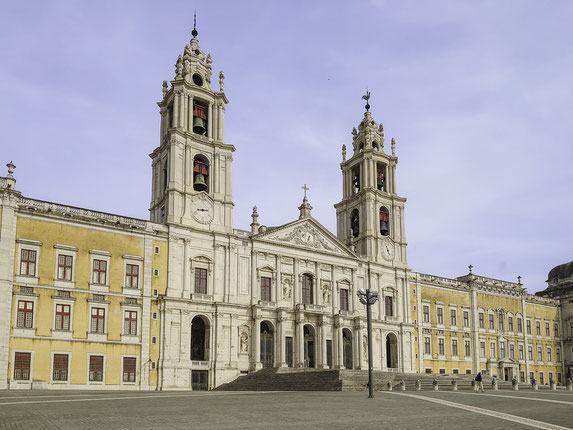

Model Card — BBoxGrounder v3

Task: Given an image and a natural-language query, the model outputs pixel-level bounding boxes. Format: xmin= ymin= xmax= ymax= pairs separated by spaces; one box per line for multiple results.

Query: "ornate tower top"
xmin=351 ymin=111 xmax=386 ymax=155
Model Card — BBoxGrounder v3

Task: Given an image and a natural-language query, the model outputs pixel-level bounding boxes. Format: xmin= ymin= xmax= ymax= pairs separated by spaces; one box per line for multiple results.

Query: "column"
xmin=316 ymin=262 xmax=322 ymax=306
xmin=336 ymin=326 xmax=344 ymax=369
xmin=208 ymin=102 xmax=213 ymax=139
xmin=320 ymin=320 xmax=328 ymax=368
xmin=182 ymin=239 xmax=190 ymax=298
xmin=276 ymin=256 xmax=282 ymax=301
xmin=293 ymin=258 xmax=299 ymax=304
xmin=351 ymin=269 xmax=357 ymax=312
xmin=297 ymin=321 xmax=304 ymax=367
xmin=217 ymin=104 xmax=223 ymax=141
xmin=278 ymin=316 xmax=287 ymax=367
xmin=187 ymin=95 xmax=194 ymax=132
xmin=173 ymin=92 xmax=179 ymax=129
xmin=253 ymin=318 xmax=261 ymax=370
xmin=470 ymin=286 xmax=479 ymax=373
xmin=522 ymin=296 xmax=530 ymax=381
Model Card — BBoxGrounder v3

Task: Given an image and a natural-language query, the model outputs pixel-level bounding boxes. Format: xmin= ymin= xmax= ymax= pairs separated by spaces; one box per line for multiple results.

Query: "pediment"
xmin=255 ymin=217 xmax=356 ymax=257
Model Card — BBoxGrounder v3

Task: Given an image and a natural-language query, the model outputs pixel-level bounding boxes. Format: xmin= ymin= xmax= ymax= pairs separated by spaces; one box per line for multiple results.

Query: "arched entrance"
xmin=260 ymin=321 xmax=274 ymax=367
xmin=342 ymin=328 xmax=353 ymax=369
xmin=386 ymin=333 xmax=398 ymax=369
xmin=191 ymin=316 xmax=208 ymax=361
xmin=303 ymin=325 xmax=315 ymax=368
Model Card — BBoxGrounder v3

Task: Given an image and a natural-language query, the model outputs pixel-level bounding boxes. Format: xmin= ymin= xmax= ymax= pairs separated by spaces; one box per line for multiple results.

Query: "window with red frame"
xmin=261 ymin=277 xmax=271 ymax=302
xmin=124 ymin=310 xmax=137 ymax=336
xmin=14 ymin=352 xmax=31 ymax=380
xmin=16 ymin=301 xmax=33 ymax=328
xmin=20 ymin=249 xmax=36 ymax=276
xmin=57 ymin=255 xmax=73 ymax=281
xmin=89 ymin=355 xmax=103 ymax=382
xmin=92 ymin=260 xmax=107 ymax=285
xmin=302 ymin=274 xmax=313 ymax=305
xmin=90 ymin=307 xmax=105 ymax=333
xmin=55 ymin=304 xmax=70 ymax=331
xmin=53 ymin=354 xmax=68 ymax=381
xmin=385 ymin=296 xmax=394 ymax=317
xmin=125 ymin=264 xmax=139 ymax=289
xmin=340 ymin=288 xmax=349 ymax=311
xmin=123 ymin=357 xmax=136 ymax=382
xmin=194 ymin=268 xmax=208 ymax=294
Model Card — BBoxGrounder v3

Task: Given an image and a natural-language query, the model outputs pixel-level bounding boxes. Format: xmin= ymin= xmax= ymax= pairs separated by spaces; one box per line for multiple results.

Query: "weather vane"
xmin=192 ymin=10 xmax=198 ymax=38
xmin=362 ymin=89 xmax=371 ymax=112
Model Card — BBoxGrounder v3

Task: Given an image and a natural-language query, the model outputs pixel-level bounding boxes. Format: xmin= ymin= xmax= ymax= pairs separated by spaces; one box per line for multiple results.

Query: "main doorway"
xmin=343 ymin=328 xmax=353 ymax=369
xmin=260 ymin=321 xmax=274 ymax=367
xmin=303 ymin=325 xmax=315 ymax=368
xmin=386 ymin=333 xmax=398 ymax=369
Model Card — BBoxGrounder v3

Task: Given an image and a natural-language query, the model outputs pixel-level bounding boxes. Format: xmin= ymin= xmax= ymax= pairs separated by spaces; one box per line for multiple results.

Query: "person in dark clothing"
xmin=475 ymin=372 xmax=484 ymax=392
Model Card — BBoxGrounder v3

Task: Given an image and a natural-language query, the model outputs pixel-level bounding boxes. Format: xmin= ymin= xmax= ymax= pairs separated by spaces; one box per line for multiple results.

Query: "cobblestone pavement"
xmin=0 ymin=389 xmax=572 ymax=429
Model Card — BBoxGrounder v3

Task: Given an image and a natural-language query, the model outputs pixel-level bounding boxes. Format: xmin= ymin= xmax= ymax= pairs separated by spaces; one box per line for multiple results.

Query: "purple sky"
xmin=1 ymin=1 xmax=572 ymax=293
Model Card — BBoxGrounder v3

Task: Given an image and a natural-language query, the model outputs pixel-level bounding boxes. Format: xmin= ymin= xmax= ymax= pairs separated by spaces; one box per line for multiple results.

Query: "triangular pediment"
xmin=255 ymin=217 xmax=356 ymax=258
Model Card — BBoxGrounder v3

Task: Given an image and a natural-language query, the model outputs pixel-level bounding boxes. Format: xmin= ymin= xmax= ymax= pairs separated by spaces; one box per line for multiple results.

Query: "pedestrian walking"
xmin=475 ymin=372 xmax=484 ymax=392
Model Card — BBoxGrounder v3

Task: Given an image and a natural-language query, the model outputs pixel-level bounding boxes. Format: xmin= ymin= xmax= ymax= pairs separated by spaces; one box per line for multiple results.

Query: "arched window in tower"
xmin=302 ymin=274 xmax=313 ymax=305
xmin=193 ymin=156 xmax=209 ymax=192
xmin=162 ymin=162 xmax=168 ymax=192
xmin=358 ymin=142 xmax=364 ymax=153
xmin=352 ymin=166 xmax=360 ymax=194
xmin=376 ymin=163 xmax=386 ymax=191
xmin=372 ymin=142 xmax=379 ymax=152
xmin=379 ymin=207 xmax=389 ymax=236
xmin=168 ymin=103 xmax=174 ymax=128
xmin=350 ymin=209 xmax=360 ymax=238
xmin=193 ymin=100 xmax=208 ymax=135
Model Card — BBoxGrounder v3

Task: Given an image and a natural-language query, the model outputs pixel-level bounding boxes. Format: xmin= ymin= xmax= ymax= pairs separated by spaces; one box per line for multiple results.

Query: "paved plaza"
xmin=0 ymin=389 xmax=572 ymax=429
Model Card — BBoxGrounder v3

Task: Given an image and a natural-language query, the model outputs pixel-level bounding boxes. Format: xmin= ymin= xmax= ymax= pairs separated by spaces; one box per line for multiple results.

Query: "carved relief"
xmin=322 ymin=281 xmax=331 ymax=303
xmin=282 ymin=276 xmax=292 ymax=299
xmin=266 ymin=223 xmax=344 ymax=254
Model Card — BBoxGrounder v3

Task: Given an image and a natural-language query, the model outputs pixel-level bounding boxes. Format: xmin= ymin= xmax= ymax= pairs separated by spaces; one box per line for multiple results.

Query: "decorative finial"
xmin=342 ymin=144 xmax=346 ymax=162
xmin=250 ymin=205 xmax=260 ymax=234
xmin=391 ymin=138 xmax=396 ymax=156
xmin=301 ymin=184 xmax=309 ymax=200
xmin=361 ymin=90 xmax=371 ymax=112
xmin=175 ymin=55 xmax=183 ymax=79
xmin=219 ymin=70 xmax=225 ymax=92
xmin=6 ymin=161 xmax=15 ymax=177
xmin=517 ymin=275 xmax=522 ymax=285
xmin=192 ymin=10 xmax=198 ymax=38
xmin=468 ymin=264 xmax=473 ymax=274
xmin=162 ymin=81 xmax=168 ymax=96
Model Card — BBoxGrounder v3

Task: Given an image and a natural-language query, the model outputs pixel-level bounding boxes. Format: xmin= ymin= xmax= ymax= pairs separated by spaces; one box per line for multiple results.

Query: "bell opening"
xmin=193 ymin=101 xmax=208 ymax=135
xmin=379 ymin=207 xmax=389 ymax=236
xmin=193 ymin=157 xmax=209 ymax=192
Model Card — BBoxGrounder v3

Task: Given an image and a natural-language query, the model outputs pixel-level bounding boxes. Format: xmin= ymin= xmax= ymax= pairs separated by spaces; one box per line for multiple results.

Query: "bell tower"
xmin=334 ymin=95 xmax=407 ymax=267
xmin=149 ymin=24 xmax=234 ymax=232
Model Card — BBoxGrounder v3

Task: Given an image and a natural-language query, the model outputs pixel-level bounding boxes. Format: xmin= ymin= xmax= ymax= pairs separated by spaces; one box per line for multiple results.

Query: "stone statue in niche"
xmin=322 ymin=283 xmax=331 ymax=303
xmin=282 ymin=277 xmax=292 ymax=299
xmin=240 ymin=332 xmax=248 ymax=353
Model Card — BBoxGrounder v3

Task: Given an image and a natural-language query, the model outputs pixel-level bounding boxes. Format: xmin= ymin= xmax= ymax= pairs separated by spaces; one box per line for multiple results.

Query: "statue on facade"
xmin=283 ymin=278 xmax=292 ymax=299
xmin=175 ymin=55 xmax=183 ymax=79
xmin=219 ymin=70 xmax=225 ymax=92
xmin=240 ymin=332 xmax=248 ymax=353
xmin=322 ymin=283 xmax=331 ymax=303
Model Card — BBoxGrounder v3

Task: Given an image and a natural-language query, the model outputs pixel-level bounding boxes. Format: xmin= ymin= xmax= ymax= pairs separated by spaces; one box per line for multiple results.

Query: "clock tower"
xmin=334 ymin=100 xmax=407 ymax=267
xmin=149 ymin=27 xmax=234 ymax=233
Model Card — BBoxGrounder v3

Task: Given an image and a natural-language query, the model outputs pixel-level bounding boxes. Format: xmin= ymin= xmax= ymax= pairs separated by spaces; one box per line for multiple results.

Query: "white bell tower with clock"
xmin=334 ymin=97 xmax=408 ymax=268
xmin=149 ymin=26 xmax=234 ymax=233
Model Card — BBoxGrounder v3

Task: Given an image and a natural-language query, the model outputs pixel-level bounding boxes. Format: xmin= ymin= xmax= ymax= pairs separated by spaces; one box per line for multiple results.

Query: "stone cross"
xmin=302 ymin=184 xmax=309 ymax=199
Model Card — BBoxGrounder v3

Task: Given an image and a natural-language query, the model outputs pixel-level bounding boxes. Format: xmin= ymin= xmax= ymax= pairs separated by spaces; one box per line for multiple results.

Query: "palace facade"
xmin=0 ymin=31 xmax=569 ymax=390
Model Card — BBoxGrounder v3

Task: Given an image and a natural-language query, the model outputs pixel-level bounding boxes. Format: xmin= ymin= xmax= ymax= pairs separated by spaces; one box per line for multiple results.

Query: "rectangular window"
xmin=465 ymin=340 xmax=471 ymax=357
xmin=194 ymin=268 xmax=208 ymax=294
xmin=302 ymin=275 xmax=313 ymax=305
xmin=480 ymin=341 xmax=486 ymax=358
xmin=260 ymin=276 xmax=271 ymax=302
xmin=488 ymin=314 xmax=495 ymax=330
xmin=478 ymin=312 xmax=484 ymax=329
xmin=122 ymin=357 xmax=136 ymax=383
xmin=124 ymin=311 xmax=137 ymax=336
xmin=520 ymin=371 xmax=525 ymax=382
xmin=490 ymin=342 xmax=496 ymax=358
xmin=89 ymin=355 xmax=104 ymax=382
xmin=125 ymin=264 xmax=139 ymax=289
xmin=508 ymin=316 xmax=513 ymax=332
xmin=554 ymin=323 xmax=559 ymax=337
xmin=437 ymin=307 xmax=443 ymax=324
xmin=498 ymin=315 xmax=504 ymax=331
xmin=16 ymin=300 xmax=34 ymax=328
xmin=285 ymin=337 xmax=293 ymax=367
xmin=517 ymin=317 xmax=523 ymax=333
xmin=57 ymin=255 xmax=73 ymax=281
xmin=539 ymin=372 xmax=544 ymax=385
xmin=547 ymin=346 xmax=552 ymax=362
xmin=20 ymin=249 xmax=37 ymax=276
xmin=536 ymin=321 xmax=541 ymax=336
xmin=556 ymin=347 xmax=561 ymax=362
xmin=500 ymin=341 xmax=506 ymax=358
xmin=558 ymin=373 xmax=562 ymax=385
xmin=55 ymin=304 xmax=70 ymax=331
xmin=450 ymin=309 xmax=457 ymax=326
xmin=14 ymin=352 xmax=31 ymax=380
xmin=526 ymin=320 xmax=531 ymax=334
xmin=340 ymin=288 xmax=349 ymax=311
xmin=529 ymin=371 xmax=534 ymax=382
xmin=518 ymin=344 xmax=524 ymax=360
xmin=545 ymin=323 xmax=550 ymax=337
xmin=509 ymin=343 xmax=515 ymax=360
xmin=53 ymin=354 xmax=69 ymax=381
xmin=463 ymin=311 xmax=469 ymax=327
xmin=90 ymin=307 xmax=105 ymax=333
xmin=92 ymin=259 xmax=107 ymax=285
xmin=537 ymin=346 xmax=543 ymax=362
xmin=528 ymin=345 xmax=533 ymax=360
xmin=438 ymin=338 xmax=445 ymax=355
xmin=385 ymin=296 xmax=393 ymax=317
xmin=452 ymin=339 xmax=458 ymax=356
xmin=423 ymin=305 xmax=430 ymax=323
xmin=424 ymin=337 xmax=431 ymax=354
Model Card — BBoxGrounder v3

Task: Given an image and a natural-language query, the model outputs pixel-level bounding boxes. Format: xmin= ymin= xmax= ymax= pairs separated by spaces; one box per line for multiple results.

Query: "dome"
xmin=547 ymin=260 xmax=573 ymax=282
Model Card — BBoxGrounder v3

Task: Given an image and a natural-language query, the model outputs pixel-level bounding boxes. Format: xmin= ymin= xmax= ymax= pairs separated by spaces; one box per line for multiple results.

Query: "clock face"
xmin=381 ymin=238 xmax=395 ymax=261
xmin=192 ymin=197 xmax=214 ymax=224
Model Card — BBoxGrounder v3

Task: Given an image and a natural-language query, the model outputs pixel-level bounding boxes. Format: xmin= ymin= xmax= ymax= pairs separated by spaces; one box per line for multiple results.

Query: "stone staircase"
xmin=215 ymin=368 xmax=534 ymax=392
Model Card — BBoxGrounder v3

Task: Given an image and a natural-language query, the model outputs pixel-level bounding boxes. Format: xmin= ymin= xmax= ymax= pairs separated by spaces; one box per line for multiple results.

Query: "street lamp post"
xmin=357 ymin=265 xmax=379 ymax=399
